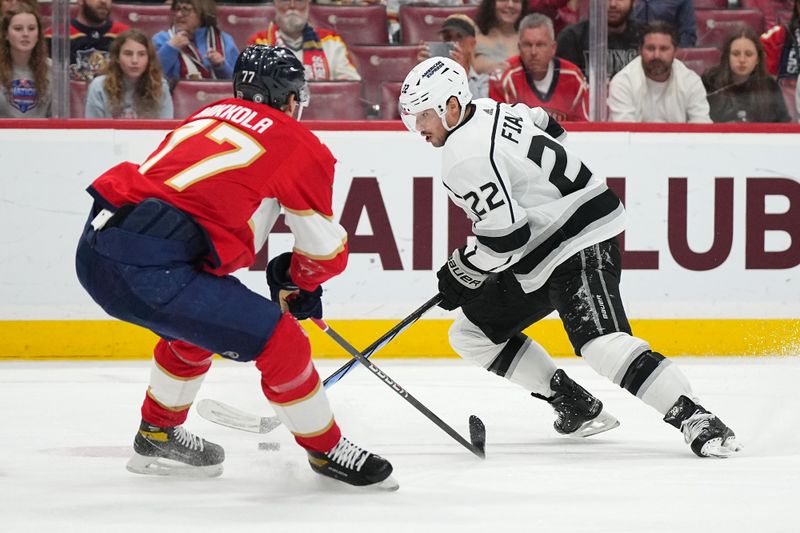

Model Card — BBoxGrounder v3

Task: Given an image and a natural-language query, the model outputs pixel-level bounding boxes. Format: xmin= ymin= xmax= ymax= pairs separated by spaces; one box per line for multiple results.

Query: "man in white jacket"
xmin=608 ymin=21 xmax=710 ymax=123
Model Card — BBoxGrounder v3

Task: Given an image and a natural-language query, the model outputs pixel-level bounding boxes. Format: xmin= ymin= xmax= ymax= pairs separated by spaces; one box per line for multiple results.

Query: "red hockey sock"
xmin=255 ymin=314 xmax=341 ymax=452
xmin=141 ymin=339 xmax=213 ymax=428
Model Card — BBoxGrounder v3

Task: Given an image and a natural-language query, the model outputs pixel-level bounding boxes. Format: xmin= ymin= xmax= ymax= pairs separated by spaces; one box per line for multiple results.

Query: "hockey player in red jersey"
xmin=75 ymin=44 xmax=397 ymax=489
xmin=399 ymin=56 xmax=741 ymax=458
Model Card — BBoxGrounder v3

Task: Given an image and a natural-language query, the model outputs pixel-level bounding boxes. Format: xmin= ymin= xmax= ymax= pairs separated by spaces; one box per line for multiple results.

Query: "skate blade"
xmin=568 ymin=410 xmax=620 ymax=438
xmin=126 ymin=453 xmax=224 ymax=478
xmin=374 ymin=474 xmax=399 ymax=492
xmin=700 ymin=437 xmax=743 ymax=458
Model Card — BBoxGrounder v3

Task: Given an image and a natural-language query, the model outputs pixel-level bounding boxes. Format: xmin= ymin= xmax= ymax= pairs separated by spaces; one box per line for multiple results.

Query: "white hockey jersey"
xmin=442 ymin=98 xmax=626 ymax=293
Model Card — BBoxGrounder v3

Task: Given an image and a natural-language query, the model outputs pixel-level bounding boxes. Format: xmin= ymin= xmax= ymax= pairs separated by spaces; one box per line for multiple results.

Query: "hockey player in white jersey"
xmin=398 ymin=57 xmax=741 ymax=458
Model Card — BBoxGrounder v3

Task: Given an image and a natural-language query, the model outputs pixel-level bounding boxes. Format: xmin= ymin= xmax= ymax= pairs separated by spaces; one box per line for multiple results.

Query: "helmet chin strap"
xmin=441 ymin=100 xmax=468 ymax=132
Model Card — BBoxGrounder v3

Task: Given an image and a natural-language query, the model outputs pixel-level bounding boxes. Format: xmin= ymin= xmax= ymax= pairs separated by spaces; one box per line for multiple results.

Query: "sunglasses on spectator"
xmin=172 ymin=4 xmax=196 ymax=15
xmin=275 ymin=0 xmax=309 ymax=6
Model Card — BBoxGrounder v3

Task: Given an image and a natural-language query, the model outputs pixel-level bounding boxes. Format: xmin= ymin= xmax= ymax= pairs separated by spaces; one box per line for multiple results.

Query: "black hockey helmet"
xmin=233 ymin=44 xmax=309 ymax=113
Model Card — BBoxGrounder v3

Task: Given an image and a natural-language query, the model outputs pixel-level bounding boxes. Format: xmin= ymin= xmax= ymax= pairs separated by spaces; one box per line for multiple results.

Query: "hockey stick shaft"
xmin=321 ymin=293 xmax=442 ymax=389
xmin=311 ymin=317 xmax=485 ymax=458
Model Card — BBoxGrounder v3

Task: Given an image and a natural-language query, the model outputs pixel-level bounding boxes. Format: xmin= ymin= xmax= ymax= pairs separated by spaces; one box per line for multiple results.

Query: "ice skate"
xmin=532 ymin=369 xmax=620 ymax=438
xmin=126 ymin=420 xmax=225 ymax=477
xmin=307 ymin=436 xmax=398 ymax=491
xmin=664 ymin=395 xmax=742 ymax=458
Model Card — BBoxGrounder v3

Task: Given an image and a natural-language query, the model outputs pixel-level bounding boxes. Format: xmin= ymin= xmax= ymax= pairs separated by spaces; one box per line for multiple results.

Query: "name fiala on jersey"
xmin=500 ymin=114 xmax=523 ymax=144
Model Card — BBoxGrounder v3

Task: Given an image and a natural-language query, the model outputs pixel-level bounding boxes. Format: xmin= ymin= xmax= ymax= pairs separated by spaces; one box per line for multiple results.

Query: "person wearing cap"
xmin=416 ymin=14 xmax=489 ymax=98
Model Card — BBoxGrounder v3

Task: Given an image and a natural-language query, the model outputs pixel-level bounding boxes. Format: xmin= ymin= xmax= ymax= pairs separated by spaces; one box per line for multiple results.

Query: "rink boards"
xmin=1 ymin=120 xmax=798 ymax=358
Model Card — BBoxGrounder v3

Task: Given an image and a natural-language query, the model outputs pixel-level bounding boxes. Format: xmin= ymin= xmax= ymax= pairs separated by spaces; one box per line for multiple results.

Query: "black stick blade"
xmin=469 ymin=415 xmax=486 ymax=459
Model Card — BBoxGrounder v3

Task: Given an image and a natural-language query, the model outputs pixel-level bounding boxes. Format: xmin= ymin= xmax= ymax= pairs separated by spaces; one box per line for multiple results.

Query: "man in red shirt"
xmin=75 ymin=45 xmax=396 ymax=490
xmin=490 ymin=13 xmax=589 ymax=121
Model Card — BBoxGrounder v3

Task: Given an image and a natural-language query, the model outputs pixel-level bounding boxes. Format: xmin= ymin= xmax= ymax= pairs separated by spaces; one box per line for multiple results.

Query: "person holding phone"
xmin=416 ymin=14 xmax=489 ymax=98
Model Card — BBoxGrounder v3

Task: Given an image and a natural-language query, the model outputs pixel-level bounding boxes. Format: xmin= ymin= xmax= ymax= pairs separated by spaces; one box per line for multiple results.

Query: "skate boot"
xmin=307 ymin=436 xmax=398 ymax=491
xmin=532 ymin=369 xmax=620 ymax=438
xmin=663 ymin=395 xmax=742 ymax=458
xmin=126 ymin=420 xmax=225 ymax=477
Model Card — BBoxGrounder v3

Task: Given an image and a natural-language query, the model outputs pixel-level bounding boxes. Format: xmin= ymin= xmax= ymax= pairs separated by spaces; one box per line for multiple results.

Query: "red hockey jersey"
xmin=88 ymin=98 xmax=348 ymax=289
xmin=490 ymin=56 xmax=589 ymax=122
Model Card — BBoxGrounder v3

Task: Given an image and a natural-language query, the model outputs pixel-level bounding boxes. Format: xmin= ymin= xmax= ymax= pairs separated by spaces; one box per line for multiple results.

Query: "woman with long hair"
xmin=0 ymin=2 xmax=50 ymax=118
xmin=85 ymin=29 xmax=173 ymax=119
xmin=703 ymin=25 xmax=790 ymax=123
xmin=153 ymin=0 xmax=238 ymax=85
xmin=473 ymin=0 xmax=529 ymax=75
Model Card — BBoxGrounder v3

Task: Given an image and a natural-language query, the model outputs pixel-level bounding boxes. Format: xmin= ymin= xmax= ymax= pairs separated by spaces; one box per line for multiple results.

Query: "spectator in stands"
xmin=45 ymin=0 xmax=130 ymax=82
xmin=761 ymin=0 xmax=800 ymax=80
xmin=417 ymin=14 xmax=489 ymax=98
xmin=702 ymin=26 xmax=790 ymax=123
xmin=0 ymin=2 xmax=50 ymax=118
xmin=631 ymin=0 xmax=695 ymax=47
xmin=474 ymin=0 xmax=530 ymax=76
xmin=490 ymin=13 xmax=588 ymax=121
xmin=247 ymin=0 xmax=360 ymax=80
xmin=528 ymin=0 xmax=578 ymax=37
xmin=608 ymin=21 xmax=710 ymax=122
xmin=85 ymin=29 xmax=173 ymax=119
xmin=556 ymin=0 xmax=641 ymax=80
xmin=153 ymin=0 xmax=238 ymax=85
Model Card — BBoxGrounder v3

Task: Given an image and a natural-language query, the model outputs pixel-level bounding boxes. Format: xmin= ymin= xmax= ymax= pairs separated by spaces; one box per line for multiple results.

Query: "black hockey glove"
xmin=266 ymin=252 xmax=323 ymax=320
xmin=436 ymin=248 xmax=487 ymax=311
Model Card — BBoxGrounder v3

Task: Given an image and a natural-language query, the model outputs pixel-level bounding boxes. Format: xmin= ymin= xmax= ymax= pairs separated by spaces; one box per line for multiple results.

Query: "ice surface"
xmin=1 ymin=357 xmax=797 ymax=533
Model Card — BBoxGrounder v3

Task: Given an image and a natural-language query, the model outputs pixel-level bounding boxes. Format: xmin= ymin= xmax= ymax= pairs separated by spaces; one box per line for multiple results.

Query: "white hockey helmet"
xmin=398 ymin=56 xmax=472 ymax=133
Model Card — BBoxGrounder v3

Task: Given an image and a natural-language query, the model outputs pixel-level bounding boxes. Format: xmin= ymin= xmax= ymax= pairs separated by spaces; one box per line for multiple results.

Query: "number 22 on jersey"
xmin=139 ymin=118 xmax=266 ymax=191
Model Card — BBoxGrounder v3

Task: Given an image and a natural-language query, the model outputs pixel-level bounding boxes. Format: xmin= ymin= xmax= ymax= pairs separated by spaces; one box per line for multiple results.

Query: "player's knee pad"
xmin=450 ymin=315 xmax=556 ymax=396
xmin=581 ymin=333 xmax=692 ymax=414
xmin=254 ymin=314 xmax=316 ymax=402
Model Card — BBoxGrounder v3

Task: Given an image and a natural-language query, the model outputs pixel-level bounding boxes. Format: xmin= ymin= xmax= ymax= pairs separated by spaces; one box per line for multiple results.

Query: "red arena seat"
xmin=379 ymin=81 xmax=403 ymax=120
xmin=308 ymin=5 xmax=388 ymax=45
xmin=675 ymin=47 xmax=721 ymax=76
xmin=695 ymin=9 xmax=765 ymax=48
xmin=302 ymin=81 xmax=365 ymax=120
xmin=693 ymin=0 xmax=727 ymax=9
xmin=172 ymin=81 xmax=232 ymax=119
xmin=70 ymin=79 xmax=88 ymax=118
xmin=398 ymin=5 xmax=479 ymax=45
xmin=39 ymin=2 xmax=80 ymax=32
xmin=109 ymin=3 xmax=172 ymax=38
xmin=216 ymin=4 xmax=276 ymax=48
xmin=348 ymin=44 xmax=419 ymax=107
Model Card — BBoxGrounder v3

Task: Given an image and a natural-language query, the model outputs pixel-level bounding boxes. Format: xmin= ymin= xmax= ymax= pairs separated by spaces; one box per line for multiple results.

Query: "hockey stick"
xmin=197 ymin=295 xmax=442 ymax=435
xmin=322 ymin=293 xmax=443 ymax=388
xmin=311 ymin=317 xmax=486 ymax=459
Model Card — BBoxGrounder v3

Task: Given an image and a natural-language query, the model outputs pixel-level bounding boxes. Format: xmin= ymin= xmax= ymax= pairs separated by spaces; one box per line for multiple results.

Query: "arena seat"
xmin=779 ymin=77 xmax=798 ymax=121
xmin=379 ymin=81 xmax=403 ymax=120
xmin=398 ymin=5 xmax=479 ymax=45
xmin=39 ymin=2 xmax=80 ymax=32
xmin=216 ymin=4 xmax=276 ymax=47
xmin=675 ymin=47 xmax=721 ymax=76
xmin=348 ymin=44 xmax=419 ymax=108
xmin=695 ymin=9 xmax=765 ymax=48
xmin=775 ymin=8 xmax=793 ymax=25
xmin=70 ymin=79 xmax=88 ymax=118
xmin=308 ymin=5 xmax=389 ymax=45
xmin=109 ymin=3 xmax=172 ymax=38
xmin=303 ymin=81 xmax=365 ymax=120
xmin=694 ymin=0 xmax=728 ymax=9
xmin=172 ymin=80 xmax=232 ymax=119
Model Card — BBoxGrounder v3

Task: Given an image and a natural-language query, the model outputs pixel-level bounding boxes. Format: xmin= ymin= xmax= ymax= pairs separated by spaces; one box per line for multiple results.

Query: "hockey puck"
xmin=258 ymin=442 xmax=281 ymax=451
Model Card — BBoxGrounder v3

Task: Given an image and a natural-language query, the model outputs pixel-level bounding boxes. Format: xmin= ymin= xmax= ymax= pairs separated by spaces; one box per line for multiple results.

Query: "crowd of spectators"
xmin=0 ymin=0 xmax=797 ymax=123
